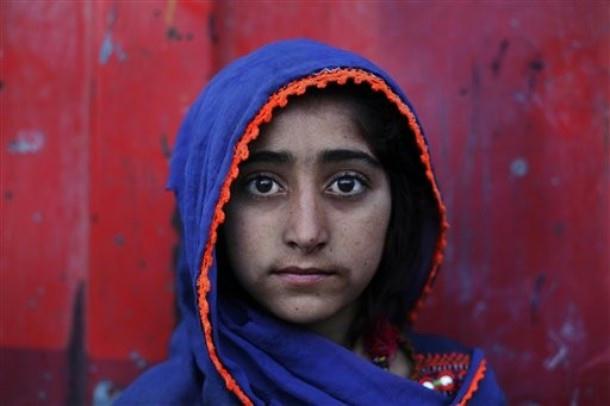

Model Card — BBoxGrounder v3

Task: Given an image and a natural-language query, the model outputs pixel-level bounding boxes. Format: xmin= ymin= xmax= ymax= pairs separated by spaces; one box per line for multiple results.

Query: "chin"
xmin=268 ymin=297 xmax=341 ymax=325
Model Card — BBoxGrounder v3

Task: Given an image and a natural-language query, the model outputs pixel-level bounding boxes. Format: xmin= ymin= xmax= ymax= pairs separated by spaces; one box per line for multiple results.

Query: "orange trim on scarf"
xmin=197 ymin=68 xmax=449 ymax=405
xmin=457 ymin=359 xmax=488 ymax=406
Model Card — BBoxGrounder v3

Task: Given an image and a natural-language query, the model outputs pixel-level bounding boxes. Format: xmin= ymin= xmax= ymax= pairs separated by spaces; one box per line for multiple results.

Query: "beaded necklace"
xmin=362 ymin=318 xmax=457 ymax=394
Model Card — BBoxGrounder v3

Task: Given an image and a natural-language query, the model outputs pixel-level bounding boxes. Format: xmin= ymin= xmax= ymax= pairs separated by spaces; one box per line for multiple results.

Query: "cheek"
xmin=223 ymin=205 xmax=275 ymax=270
xmin=338 ymin=194 xmax=392 ymax=277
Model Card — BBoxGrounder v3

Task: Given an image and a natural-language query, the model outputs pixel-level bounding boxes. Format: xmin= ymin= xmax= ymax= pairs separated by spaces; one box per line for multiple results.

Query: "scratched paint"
xmin=98 ymin=33 xmax=127 ymax=64
xmin=92 ymin=380 xmax=120 ymax=406
xmin=8 ymin=130 xmax=45 ymax=154
xmin=510 ymin=157 xmax=529 ymax=177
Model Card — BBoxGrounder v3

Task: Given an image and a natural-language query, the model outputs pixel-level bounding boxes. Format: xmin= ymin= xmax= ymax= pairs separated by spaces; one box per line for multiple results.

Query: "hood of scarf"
xmin=122 ymin=39 xmax=499 ymax=405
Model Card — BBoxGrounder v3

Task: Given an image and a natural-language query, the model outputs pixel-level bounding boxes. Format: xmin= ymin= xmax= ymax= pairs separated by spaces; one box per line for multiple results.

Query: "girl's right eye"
xmin=245 ymin=176 xmax=284 ymax=196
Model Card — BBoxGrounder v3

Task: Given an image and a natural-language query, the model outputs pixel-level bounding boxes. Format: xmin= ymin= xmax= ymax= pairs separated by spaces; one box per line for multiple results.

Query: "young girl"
xmin=118 ymin=39 xmax=505 ymax=405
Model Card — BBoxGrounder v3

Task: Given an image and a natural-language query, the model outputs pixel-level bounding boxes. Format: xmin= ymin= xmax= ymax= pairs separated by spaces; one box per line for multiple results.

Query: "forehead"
xmin=250 ymin=97 xmax=372 ymax=155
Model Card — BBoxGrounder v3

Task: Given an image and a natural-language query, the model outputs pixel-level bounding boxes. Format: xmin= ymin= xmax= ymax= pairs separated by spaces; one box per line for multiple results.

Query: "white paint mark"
xmin=98 ymin=33 xmax=127 ymax=65
xmin=98 ymin=34 xmax=114 ymax=64
xmin=544 ymin=331 xmax=569 ymax=370
xmin=510 ymin=157 xmax=529 ymax=177
xmin=8 ymin=130 xmax=45 ymax=154
xmin=93 ymin=380 xmax=120 ymax=406
xmin=560 ymin=303 xmax=586 ymax=342
xmin=544 ymin=344 xmax=568 ymax=370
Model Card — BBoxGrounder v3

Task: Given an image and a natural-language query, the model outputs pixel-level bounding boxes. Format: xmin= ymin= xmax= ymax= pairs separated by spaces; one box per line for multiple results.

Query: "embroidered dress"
xmin=117 ymin=39 xmax=506 ymax=405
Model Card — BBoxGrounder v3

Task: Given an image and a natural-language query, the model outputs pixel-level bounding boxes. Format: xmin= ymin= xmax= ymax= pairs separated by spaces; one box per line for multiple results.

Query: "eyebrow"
xmin=244 ymin=150 xmax=293 ymax=165
xmin=320 ymin=149 xmax=381 ymax=168
xmin=244 ymin=148 xmax=381 ymax=168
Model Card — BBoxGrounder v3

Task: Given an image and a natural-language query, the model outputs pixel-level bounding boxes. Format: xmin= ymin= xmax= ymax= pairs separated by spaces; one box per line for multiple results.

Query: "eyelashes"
xmin=242 ymin=171 xmax=370 ymax=198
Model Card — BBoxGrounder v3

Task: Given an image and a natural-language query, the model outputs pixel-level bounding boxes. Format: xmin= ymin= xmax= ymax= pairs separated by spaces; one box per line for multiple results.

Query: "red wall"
xmin=2 ymin=1 xmax=608 ymax=404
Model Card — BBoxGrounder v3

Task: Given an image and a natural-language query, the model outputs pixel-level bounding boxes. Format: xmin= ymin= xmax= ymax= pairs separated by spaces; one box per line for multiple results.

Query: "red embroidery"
xmin=412 ymin=352 xmax=471 ymax=397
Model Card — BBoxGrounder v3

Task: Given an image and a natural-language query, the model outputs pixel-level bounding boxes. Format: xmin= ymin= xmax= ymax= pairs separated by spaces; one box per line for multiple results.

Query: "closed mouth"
xmin=272 ymin=267 xmax=337 ymax=276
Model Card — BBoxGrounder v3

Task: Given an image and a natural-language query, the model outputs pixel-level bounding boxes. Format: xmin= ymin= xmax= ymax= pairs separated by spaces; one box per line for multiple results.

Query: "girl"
xmin=118 ymin=39 xmax=505 ymax=405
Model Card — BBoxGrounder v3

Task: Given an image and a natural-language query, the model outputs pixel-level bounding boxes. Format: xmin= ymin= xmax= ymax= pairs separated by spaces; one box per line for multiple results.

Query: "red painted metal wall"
xmin=2 ymin=1 xmax=608 ymax=404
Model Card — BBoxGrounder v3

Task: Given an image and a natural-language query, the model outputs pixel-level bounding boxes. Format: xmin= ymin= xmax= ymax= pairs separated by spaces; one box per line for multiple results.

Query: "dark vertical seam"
xmin=67 ymin=283 xmax=86 ymax=406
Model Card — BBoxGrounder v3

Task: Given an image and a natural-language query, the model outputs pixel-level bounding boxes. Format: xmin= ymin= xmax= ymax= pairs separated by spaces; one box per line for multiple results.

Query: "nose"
xmin=282 ymin=186 xmax=329 ymax=254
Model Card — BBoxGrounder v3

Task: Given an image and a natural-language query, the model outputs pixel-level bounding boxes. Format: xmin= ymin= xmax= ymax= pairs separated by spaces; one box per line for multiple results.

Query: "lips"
xmin=271 ymin=267 xmax=337 ymax=285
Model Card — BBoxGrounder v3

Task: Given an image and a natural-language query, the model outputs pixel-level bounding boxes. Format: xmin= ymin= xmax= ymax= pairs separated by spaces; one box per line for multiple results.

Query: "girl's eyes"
xmin=244 ymin=172 xmax=368 ymax=198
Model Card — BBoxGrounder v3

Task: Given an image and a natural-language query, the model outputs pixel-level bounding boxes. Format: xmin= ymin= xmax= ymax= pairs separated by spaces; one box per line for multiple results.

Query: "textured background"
xmin=1 ymin=1 xmax=608 ymax=404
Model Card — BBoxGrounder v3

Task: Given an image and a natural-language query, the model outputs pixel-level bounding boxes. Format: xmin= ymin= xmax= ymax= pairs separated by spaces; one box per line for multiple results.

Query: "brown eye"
xmin=245 ymin=176 xmax=283 ymax=196
xmin=327 ymin=174 xmax=367 ymax=196
xmin=338 ymin=178 xmax=355 ymax=193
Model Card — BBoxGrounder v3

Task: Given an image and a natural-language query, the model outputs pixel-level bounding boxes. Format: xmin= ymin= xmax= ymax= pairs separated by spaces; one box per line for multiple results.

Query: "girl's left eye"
xmin=326 ymin=174 xmax=367 ymax=196
xmin=245 ymin=176 xmax=283 ymax=196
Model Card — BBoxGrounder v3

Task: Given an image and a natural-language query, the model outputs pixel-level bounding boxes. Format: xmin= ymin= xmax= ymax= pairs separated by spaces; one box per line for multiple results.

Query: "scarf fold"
xmin=218 ymin=299 xmax=448 ymax=405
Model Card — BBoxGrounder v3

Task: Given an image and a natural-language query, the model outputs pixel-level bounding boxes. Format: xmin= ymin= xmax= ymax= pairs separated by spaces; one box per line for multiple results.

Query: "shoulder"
xmin=407 ymin=331 xmax=507 ymax=405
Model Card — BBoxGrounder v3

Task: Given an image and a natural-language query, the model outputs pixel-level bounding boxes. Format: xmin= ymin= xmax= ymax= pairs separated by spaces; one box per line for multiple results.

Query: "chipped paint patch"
xmin=8 ymin=130 xmax=45 ymax=154
xmin=544 ymin=344 xmax=568 ymax=370
xmin=98 ymin=33 xmax=127 ymax=64
xmin=544 ymin=331 xmax=569 ymax=371
xmin=510 ymin=157 xmax=529 ymax=177
xmin=92 ymin=380 xmax=120 ymax=406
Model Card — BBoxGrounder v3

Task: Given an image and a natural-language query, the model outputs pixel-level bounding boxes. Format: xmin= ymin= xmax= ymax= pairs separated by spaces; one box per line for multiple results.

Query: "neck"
xmin=304 ymin=301 xmax=359 ymax=348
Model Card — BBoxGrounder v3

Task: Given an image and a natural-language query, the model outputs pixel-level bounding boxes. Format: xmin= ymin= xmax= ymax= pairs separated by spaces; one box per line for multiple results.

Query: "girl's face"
xmin=224 ymin=97 xmax=391 ymax=337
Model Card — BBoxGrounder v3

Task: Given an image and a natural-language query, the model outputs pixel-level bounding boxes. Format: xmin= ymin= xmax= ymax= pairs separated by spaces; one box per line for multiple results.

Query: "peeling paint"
xmin=8 ymin=130 xmax=45 ymax=154
xmin=98 ymin=33 xmax=127 ymax=64
xmin=510 ymin=157 xmax=529 ymax=177
xmin=92 ymin=380 xmax=120 ymax=406
xmin=544 ymin=344 xmax=568 ymax=370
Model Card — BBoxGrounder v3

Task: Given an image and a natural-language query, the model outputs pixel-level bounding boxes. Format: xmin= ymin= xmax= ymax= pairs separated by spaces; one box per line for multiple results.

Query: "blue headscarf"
xmin=118 ymin=39 xmax=505 ymax=405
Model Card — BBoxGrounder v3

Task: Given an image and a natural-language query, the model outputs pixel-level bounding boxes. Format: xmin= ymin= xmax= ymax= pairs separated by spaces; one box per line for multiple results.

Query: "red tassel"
xmin=363 ymin=318 xmax=400 ymax=365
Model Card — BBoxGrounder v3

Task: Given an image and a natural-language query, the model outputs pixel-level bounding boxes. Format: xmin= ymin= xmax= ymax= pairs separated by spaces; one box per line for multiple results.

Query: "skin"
xmin=224 ymin=96 xmax=409 ymax=376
